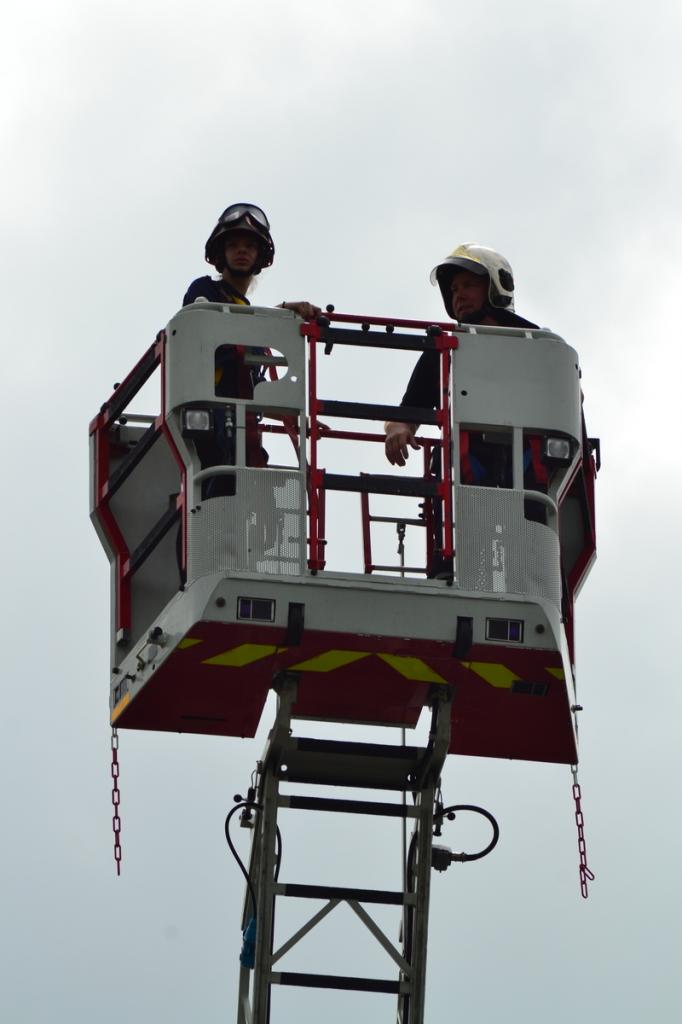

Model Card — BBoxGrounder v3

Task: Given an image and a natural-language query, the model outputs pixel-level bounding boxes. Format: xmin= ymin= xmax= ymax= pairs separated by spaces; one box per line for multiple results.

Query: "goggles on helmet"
xmin=218 ymin=203 xmax=270 ymax=231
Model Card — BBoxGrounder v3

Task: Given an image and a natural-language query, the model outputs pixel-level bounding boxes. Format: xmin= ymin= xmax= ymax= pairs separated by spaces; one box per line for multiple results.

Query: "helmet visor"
xmin=429 ymin=257 xmax=488 ymax=286
xmin=218 ymin=203 xmax=270 ymax=231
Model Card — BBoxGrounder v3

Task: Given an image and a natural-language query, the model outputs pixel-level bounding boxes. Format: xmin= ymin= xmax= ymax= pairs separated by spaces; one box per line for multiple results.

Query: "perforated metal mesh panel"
xmin=455 ymin=486 xmax=561 ymax=608
xmin=188 ymin=469 xmax=305 ymax=580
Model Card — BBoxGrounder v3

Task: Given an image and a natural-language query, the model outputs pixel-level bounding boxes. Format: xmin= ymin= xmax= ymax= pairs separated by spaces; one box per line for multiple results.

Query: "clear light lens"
xmin=545 ymin=437 xmax=571 ymax=460
xmin=183 ymin=409 xmax=212 ymax=431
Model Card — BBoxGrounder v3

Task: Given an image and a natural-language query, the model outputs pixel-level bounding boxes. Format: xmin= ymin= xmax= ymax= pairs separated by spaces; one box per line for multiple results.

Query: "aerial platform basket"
xmin=90 ymin=303 xmax=597 ymax=764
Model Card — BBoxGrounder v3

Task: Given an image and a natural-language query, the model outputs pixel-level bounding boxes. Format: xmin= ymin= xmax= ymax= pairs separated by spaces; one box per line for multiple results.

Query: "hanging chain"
xmin=111 ymin=727 xmax=122 ymax=875
xmin=571 ymin=765 xmax=594 ymax=898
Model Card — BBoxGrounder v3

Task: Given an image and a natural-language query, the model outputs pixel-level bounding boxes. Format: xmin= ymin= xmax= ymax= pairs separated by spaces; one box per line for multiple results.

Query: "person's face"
xmin=449 ymin=269 xmax=488 ymax=319
xmin=223 ymin=231 xmax=260 ymax=274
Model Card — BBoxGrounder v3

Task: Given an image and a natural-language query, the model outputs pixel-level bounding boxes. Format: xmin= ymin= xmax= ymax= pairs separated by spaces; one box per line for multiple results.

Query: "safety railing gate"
xmin=300 ymin=311 xmax=459 ymax=578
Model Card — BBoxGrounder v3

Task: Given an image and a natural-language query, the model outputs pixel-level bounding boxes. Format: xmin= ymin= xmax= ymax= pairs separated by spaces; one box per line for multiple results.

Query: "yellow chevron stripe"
xmin=289 ymin=650 xmax=370 ymax=672
xmin=377 ymin=654 xmax=446 ymax=684
xmin=463 ymin=661 xmax=519 ymax=689
xmin=178 ymin=637 xmax=203 ymax=650
xmin=546 ymin=667 xmax=565 ymax=680
xmin=203 ymin=643 xmax=282 ymax=667
xmin=110 ymin=691 xmax=131 ymax=723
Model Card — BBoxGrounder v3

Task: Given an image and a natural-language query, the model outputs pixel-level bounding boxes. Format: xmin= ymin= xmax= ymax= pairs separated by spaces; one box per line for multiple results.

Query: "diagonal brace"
xmin=271 ymin=900 xmax=340 ymax=965
xmin=347 ymin=899 xmax=412 ymax=976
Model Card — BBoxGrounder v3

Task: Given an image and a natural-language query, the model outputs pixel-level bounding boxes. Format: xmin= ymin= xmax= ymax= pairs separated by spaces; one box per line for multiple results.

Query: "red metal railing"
xmin=89 ymin=332 xmax=186 ymax=636
xmin=300 ymin=312 xmax=459 ymax=576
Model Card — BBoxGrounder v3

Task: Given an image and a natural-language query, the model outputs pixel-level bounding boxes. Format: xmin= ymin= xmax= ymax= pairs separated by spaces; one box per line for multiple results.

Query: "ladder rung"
xmin=275 ymin=736 xmax=429 ymax=790
xmin=275 ymin=882 xmax=411 ymax=905
xmin=272 ymin=971 xmax=402 ymax=994
xmin=293 ymin=737 xmax=420 ymax=759
xmin=280 ymin=795 xmax=418 ymax=818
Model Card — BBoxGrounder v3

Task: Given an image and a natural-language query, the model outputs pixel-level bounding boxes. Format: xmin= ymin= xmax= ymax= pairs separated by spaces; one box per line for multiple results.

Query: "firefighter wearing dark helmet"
xmin=384 ymin=244 xmax=538 ymax=467
xmin=183 ymin=202 xmax=319 ymax=318
xmin=182 ymin=203 xmax=319 ymax=498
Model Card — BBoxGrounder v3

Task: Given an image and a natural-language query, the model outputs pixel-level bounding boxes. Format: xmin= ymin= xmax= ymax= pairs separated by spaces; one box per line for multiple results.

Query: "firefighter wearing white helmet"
xmin=431 ymin=243 xmax=517 ymax=318
xmin=385 ymin=243 xmax=538 ymax=468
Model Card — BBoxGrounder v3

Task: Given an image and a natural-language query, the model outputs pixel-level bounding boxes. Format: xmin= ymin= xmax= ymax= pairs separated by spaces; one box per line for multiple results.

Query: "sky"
xmin=2 ymin=1 xmax=681 ymax=1021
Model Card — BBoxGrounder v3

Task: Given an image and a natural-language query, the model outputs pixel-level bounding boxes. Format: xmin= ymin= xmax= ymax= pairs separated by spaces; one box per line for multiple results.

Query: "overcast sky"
xmin=2 ymin=1 xmax=681 ymax=1021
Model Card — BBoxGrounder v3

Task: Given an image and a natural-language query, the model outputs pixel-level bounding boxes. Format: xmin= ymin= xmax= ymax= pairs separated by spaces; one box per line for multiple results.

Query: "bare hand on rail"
xmin=385 ymin=421 xmax=420 ymax=467
xmin=279 ymin=301 xmax=322 ymax=320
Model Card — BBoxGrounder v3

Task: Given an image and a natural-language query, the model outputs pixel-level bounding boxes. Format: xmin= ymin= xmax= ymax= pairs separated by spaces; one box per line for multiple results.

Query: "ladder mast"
xmin=236 ymin=676 xmax=453 ymax=1024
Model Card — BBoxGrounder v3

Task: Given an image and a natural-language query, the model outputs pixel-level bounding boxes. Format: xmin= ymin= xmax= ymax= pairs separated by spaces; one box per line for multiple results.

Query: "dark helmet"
xmin=430 ymin=243 xmax=515 ymax=318
xmin=204 ymin=203 xmax=275 ymax=274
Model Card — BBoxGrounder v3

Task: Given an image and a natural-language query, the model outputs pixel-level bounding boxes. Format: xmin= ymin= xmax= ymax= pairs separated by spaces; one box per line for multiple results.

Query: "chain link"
xmin=111 ymin=727 xmax=122 ymax=875
xmin=571 ymin=766 xmax=594 ymax=898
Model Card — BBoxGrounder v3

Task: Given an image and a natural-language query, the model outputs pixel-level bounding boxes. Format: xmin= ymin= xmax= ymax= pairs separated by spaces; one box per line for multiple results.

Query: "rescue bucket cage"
xmin=90 ymin=304 xmax=597 ymax=766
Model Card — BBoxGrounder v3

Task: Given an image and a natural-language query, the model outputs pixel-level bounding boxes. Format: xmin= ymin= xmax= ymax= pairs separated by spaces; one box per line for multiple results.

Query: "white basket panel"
xmin=455 ymin=486 xmax=561 ymax=608
xmin=188 ymin=469 xmax=305 ymax=580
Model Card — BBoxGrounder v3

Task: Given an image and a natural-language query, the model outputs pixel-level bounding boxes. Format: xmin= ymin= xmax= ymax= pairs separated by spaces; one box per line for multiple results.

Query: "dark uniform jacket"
xmin=400 ymin=305 xmax=544 ymax=494
xmin=182 ymin=276 xmax=266 ymax=397
xmin=182 ymin=276 xmax=267 ymax=494
xmin=401 ymin=305 xmax=539 ymax=411
xmin=183 ymin=276 xmax=249 ymax=307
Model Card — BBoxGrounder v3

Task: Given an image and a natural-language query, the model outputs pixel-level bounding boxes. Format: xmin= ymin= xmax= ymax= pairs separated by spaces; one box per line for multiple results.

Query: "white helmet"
xmin=430 ymin=243 xmax=515 ymax=318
